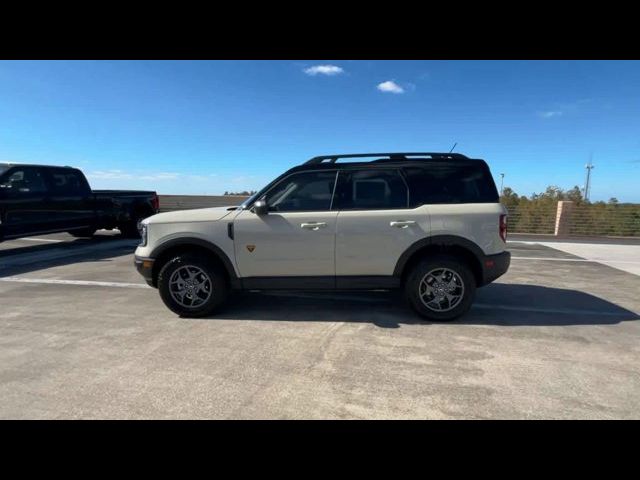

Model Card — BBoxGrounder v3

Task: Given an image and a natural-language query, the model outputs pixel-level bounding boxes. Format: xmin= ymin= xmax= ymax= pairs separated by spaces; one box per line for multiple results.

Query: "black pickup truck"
xmin=0 ymin=163 xmax=159 ymax=242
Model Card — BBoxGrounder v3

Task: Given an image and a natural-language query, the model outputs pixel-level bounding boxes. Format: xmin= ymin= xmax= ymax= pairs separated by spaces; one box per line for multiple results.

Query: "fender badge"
xmin=246 ymin=245 xmax=256 ymax=252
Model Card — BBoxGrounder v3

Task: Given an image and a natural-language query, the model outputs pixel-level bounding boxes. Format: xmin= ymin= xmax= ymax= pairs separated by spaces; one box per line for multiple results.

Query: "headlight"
xmin=139 ymin=223 xmax=148 ymax=247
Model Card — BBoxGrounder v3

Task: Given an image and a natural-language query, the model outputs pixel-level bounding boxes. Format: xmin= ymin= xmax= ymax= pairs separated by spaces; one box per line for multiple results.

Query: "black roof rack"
xmin=304 ymin=152 xmax=469 ymax=165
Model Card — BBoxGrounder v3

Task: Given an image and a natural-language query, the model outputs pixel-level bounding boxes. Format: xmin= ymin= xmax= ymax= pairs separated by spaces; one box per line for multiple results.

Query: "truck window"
xmin=0 ymin=168 xmax=47 ymax=195
xmin=403 ymin=162 xmax=499 ymax=206
xmin=48 ymin=169 xmax=88 ymax=195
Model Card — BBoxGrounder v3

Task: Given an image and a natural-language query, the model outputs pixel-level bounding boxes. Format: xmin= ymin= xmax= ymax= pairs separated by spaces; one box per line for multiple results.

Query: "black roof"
xmin=0 ymin=163 xmax=74 ymax=170
xmin=305 ymin=152 xmax=470 ymax=165
xmin=285 ymin=152 xmax=484 ymax=175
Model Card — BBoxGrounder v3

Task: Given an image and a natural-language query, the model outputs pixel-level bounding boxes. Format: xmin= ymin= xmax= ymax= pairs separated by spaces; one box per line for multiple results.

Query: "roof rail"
xmin=304 ymin=152 xmax=469 ymax=165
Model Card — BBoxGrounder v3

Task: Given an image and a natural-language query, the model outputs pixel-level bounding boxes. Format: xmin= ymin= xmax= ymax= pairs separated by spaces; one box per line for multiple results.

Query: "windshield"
xmin=0 ymin=165 xmax=9 ymax=177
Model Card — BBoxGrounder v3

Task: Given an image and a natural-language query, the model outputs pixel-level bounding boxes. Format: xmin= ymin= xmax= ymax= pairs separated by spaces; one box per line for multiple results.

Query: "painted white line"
xmin=511 ymin=241 xmax=640 ymax=276
xmin=0 ymin=276 xmax=151 ymax=289
xmin=19 ymin=237 xmax=64 ymax=243
xmin=473 ymin=303 xmax=633 ymax=317
xmin=0 ymin=239 xmax=138 ymax=269
xmin=512 ymin=256 xmax=592 ymax=262
xmin=513 ymin=256 xmax=640 ymax=264
xmin=0 ymin=278 xmax=634 ymax=317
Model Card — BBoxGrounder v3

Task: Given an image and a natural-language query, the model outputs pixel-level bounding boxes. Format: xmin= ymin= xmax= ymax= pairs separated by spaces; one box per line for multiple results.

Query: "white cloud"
xmin=87 ymin=170 xmax=205 ymax=182
xmin=303 ymin=65 xmax=344 ymax=76
xmin=87 ymin=170 xmax=133 ymax=180
xmin=377 ymin=80 xmax=405 ymax=94
xmin=539 ymin=111 xmax=563 ymax=118
xmin=139 ymin=172 xmax=181 ymax=181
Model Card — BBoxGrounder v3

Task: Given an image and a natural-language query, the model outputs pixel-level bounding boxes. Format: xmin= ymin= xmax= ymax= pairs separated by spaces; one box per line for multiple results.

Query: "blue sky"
xmin=0 ymin=60 xmax=639 ymax=201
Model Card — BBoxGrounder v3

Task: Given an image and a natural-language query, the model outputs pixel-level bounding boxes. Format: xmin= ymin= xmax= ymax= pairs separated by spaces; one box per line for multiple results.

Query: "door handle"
xmin=390 ymin=220 xmax=416 ymax=228
xmin=301 ymin=222 xmax=327 ymax=230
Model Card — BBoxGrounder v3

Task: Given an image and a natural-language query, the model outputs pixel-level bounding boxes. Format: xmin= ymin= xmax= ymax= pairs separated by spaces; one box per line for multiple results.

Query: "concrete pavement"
xmin=0 ymin=232 xmax=638 ymax=419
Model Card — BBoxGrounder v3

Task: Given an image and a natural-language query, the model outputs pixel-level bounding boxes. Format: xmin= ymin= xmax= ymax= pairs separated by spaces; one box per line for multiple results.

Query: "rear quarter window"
xmin=48 ymin=169 xmax=87 ymax=195
xmin=403 ymin=162 xmax=499 ymax=206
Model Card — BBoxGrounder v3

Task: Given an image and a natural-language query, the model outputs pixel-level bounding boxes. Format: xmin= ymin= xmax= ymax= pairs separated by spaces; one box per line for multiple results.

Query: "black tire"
xmin=68 ymin=228 xmax=96 ymax=238
xmin=404 ymin=254 xmax=476 ymax=322
xmin=157 ymin=253 xmax=229 ymax=317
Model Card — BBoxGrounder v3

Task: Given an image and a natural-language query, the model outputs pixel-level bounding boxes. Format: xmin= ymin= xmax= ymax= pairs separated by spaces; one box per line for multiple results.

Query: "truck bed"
xmin=93 ymin=190 xmax=157 ymax=197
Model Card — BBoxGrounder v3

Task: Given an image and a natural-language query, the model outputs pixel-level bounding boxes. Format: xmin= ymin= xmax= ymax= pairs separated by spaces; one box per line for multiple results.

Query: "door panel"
xmin=335 ymin=207 xmax=430 ymax=276
xmin=233 ymin=169 xmax=339 ymax=279
xmin=44 ymin=168 xmax=94 ymax=230
xmin=0 ymin=167 xmax=53 ymax=237
xmin=333 ymin=168 xmax=430 ymax=276
xmin=233 ymin=208 xmax=338 ymax=278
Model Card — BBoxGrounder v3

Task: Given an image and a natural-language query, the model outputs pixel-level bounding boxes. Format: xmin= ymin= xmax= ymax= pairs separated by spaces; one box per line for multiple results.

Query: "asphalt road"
xmin=1 ymin=231 xmax=639 ymax=419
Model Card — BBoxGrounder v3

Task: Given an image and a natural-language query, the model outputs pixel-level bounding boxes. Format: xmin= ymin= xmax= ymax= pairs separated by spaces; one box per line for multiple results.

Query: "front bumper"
xmin=134 ymin=256 xmax=156 ymax=287
xmin=480 ymin=251 xmax=510 ymax=286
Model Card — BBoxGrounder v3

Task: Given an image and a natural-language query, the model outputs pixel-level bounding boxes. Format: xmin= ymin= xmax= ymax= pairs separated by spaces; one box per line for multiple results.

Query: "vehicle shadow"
xmin=213 ymin=283 xmax=639 ymax=328
xmin=0 ymin=234 xmax=139 ymax=277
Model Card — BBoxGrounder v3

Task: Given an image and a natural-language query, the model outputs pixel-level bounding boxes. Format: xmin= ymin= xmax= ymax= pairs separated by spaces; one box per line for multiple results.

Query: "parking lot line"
xmin=512 ymin=256 xmax=640 ymax=264
xmin=512 ymin=256 xmax=593 ymax=262
xmin=19 ymin=237 xmax=65 ymax=243
xmin=0 ymin=276 xmax=151 ymax=289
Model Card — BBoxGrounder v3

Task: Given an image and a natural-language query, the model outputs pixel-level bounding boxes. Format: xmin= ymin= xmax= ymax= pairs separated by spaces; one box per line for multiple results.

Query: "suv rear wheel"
xmin=158 ymin=253 xmax=229 ymax=317
xmin=405 ymin=254 xmax=476 ymax=322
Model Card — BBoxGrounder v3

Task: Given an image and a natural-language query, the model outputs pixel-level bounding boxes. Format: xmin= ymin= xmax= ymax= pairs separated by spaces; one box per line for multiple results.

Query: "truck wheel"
xmin=157 ymin=253 xmax=229 ymax=318
xmin=68 ymin=228 xmax=96 ymax=238
xmin=405 ymin=255 xmax=476 ymax=322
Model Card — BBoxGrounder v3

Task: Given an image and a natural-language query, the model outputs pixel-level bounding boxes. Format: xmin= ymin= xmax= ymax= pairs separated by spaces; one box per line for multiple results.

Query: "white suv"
xmin=134 ymin=152 xmax=510 ymax=321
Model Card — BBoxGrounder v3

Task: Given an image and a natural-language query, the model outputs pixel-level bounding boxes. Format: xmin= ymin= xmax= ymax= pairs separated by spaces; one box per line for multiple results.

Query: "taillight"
xmin=151 ymin=194 xmax=159 ymax=212
xmin=499 ymin=214 xmax=507 ymax=242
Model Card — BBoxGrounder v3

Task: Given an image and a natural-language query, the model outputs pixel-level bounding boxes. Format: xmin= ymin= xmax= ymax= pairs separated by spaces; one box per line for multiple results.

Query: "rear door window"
xmin=403 ymin=162 xmax=499 ymax=206
xmin=333 ymin=169 xmax=408 ymax=210
xmin=48 ymin=169 xmax=88 ymax=195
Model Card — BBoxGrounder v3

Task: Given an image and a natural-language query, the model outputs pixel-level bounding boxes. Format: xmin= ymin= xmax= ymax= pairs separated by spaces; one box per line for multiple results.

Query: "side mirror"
xmin=253 ymin=199 xmax=268 ymax=215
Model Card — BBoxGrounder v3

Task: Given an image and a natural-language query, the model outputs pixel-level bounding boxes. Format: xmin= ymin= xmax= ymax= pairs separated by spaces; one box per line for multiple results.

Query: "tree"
xmin=499 ymin=187 xmax=520 ymax=208
xmin=565 ymin=186 xmax=584 ymax=203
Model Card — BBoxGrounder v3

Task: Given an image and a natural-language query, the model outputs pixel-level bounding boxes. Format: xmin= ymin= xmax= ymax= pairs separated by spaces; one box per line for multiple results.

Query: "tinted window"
xmin=265 ymin=171 xmax=337 ymax=212
xmin=48 ymin=169 xmax=87 ymax=195
xmin=404 ymin=162 xmax=498 ymax=206
xmin=0 ymin=168 xmax=47 ymax=195
xmin=334 ymin=169 xmax=408 ymax=210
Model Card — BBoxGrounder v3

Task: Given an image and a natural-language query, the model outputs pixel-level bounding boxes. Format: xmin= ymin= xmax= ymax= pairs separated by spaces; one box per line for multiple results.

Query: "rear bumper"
xmin=134 ymin=256 xmax=156 ymax=287
xmin=480 ymin=251 xmax=510 ymax=286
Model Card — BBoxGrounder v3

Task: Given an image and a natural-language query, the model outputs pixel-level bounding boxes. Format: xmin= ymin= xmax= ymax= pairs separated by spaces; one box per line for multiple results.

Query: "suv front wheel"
xmin=405 ymin=255 xmax=476 ymax=322
xmin=158 ymin=253 xmax=229 ymax=317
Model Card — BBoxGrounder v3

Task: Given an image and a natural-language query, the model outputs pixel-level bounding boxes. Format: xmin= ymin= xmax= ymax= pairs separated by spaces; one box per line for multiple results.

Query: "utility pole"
xmin=499 ymin=173 xmax=505 ymax=196
xmin=583 ymin=154 xmax=595 ymax=202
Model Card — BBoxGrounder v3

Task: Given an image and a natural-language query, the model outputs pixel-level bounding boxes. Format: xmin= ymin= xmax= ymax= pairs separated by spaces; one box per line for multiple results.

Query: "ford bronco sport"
xmin=134 ymin=152 xmax=510 ymax=321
